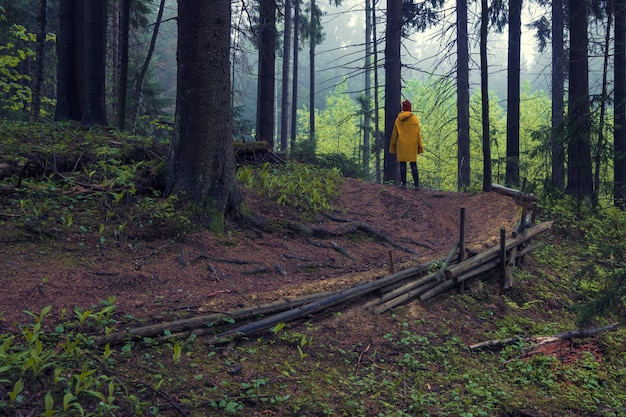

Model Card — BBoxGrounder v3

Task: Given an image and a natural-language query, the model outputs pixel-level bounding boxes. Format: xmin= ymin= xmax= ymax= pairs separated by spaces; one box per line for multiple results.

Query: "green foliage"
xmin=537 ymin=198 xmax=626 ymax=327
xmin=0 ymin=20 xmax=55 ymax=120
xmin=237 ymin=161 xmax=341 ymax=214
xmin=0 ymin=122 xmax=191 ymax=244
xmin=0 ymin=302 xmax=145 ymax=416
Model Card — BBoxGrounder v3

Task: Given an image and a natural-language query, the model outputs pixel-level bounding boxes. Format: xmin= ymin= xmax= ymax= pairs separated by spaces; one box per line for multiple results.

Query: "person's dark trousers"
xmin=400 ymin=162 xmax=419 ymax=188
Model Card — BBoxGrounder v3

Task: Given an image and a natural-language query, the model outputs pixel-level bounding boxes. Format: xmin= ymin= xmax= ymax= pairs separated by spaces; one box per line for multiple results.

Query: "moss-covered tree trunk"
xmin=166 ymin=0 xmax=241 ymax=230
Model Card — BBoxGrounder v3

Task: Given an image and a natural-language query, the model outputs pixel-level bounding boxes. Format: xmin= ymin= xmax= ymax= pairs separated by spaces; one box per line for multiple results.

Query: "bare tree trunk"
xmin=372 ymin=0 xmax=381 ymax=181
xmin=567 ymin=0 xmax=593 ymax=201
xmin=383 ymin=0 xmax=402 ymax=183
xmin=30 ymin=0 xmax=47 ymax=123
xmin=290 ymin=0 xmax=300 ymax=151
xmin=167 ymin=0 xmax=242 ymax=229
xmin=280 ymin=0 xmax=292 ymax=152
xmin=117 ymin=0 xmax=130 ymax=130
xmin=594 ymin=6 xmax=613 ymax=207
xmin=81 ymin=0 xmax=108 ymax=126
xmin=256 ymin=0 xmax=277 ymax=146
xmin=456 ymin=0 xmax=470 ymax=190
xmin=505 ymin=0 xmax=522 ymax=187
xmin=309 ymin=0 xmax=316 ymax=147
xmin=131 ymin=0 xmax=165 ymax=134
xmin=615 ymin=0 xmax=626 ymax=208
xmin=55 ymin=0 xmax=83 ymax=122
xmin=552 ymin=0 xmax=566 ymax=191
xmin=363 ymin=0 xmax=373 ymax=177
xmin=480 ymin=0 xmax=491 ymax=192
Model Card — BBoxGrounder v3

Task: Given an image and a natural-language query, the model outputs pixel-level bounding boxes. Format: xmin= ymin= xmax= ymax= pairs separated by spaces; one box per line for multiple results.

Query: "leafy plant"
xmin=237 ymin=161 xmax=341 ymax=214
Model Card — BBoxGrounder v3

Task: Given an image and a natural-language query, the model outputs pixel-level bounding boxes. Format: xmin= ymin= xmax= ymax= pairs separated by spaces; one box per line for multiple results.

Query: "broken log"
xmin=491 ymin=183 xmax=538 ymax=202
xmin=468 ymin=323 xmax=620 ymax=352
xmin=445 ymin=221 xmax=553 ymax=280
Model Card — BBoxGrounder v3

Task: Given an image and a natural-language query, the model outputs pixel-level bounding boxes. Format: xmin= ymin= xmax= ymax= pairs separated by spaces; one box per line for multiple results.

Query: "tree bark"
xmin=551 ymin=0 xmax=566 ymax=191
xmin=167 ymin=0 xmax=242 ymax=228
xmin=30 ymin=0 xmax=47 ymax=123
xmin=567 ymin=0 xmax=593 ymax=201
xmin=615 ymin=0 xmax=626 ymax=208
xmin=505 ymin=0 xmax=522 ymax=187
xmin=480 ymin=0 xmax=491 ymax=192
xmin=54 ymin=0 xmax=83 ymax=122
xmin=363 ymin=0 xmax=373 ymax=177
xmin=309 ymin=0 xmax=316 ymax=147
xmin=131 ymin=0 xmax=166 ymax=134
xmin=280 ymin=0 xmax=292 ymax=152
xmin=117 ymin=0 xmax=130 ymax=130
xmin=81 ymin=0 xmax=108 ymax=126
xmin=456 ymin=0 xmax=471 ymax=190
xmin=290 ymin=0 xmax=300 ymax=152
xmin=256 ymin=0 xmax=277 ymax=146
xmin=383 ymin=0 xmax=402 ymax=183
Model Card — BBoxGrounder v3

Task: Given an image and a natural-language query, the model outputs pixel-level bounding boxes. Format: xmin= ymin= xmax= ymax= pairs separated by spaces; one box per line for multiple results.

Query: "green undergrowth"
xmin=1 ymin=293 xmax=625 ymax=416
xmin=237 ymin=161 xmax=342 ymax=215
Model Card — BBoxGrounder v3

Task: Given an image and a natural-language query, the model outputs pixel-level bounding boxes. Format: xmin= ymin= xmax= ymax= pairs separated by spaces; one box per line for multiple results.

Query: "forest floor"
xmin=0 ymin=178 xmax=521 ymax=334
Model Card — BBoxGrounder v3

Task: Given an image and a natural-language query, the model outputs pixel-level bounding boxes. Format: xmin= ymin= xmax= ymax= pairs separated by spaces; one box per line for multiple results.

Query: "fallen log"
xmin=445 ymin=221 xmax=553 ymax=280
xmin=95 ymin=289 xmax=339 ymax=345
xmin=491 ymin=183 xmax=538 ymax=202
xmin=97 ymin=261 xmax=434 ymax=345
xmin=468 ymin=323 xmax=620 ymax=352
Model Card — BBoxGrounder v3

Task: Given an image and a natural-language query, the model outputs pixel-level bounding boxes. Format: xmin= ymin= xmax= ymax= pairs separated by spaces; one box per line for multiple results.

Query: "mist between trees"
xmin=1 ymin=0 xmax=625 ymax=206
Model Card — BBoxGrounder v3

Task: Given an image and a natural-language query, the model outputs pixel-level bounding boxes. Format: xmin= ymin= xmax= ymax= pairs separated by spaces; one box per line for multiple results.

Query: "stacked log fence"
xmin=97 ymin=186 xmax=553 ymax=346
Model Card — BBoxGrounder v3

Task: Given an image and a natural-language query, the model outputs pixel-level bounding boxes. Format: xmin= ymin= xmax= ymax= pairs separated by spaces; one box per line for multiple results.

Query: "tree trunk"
xmin=363 ymin=0 xmax=373 ymax=177
xmin=30 ymin=0 xmax=47 ymax=123
xmin=280 ymin=0 xmax=292 ymax=152
xmin=81 ymin=0 xmax=108 ymax=126
xmin=373 ymin=1 xmax=381 ymax=182
xmin=167 ymin=0 xmax=242 ymax=229
xmin=383 ymin=0 xmax=402 ymax=183
xmin=567 ymin=0 xmax=593 ymax=201
xmin=615 ymin=0 xmax=626 ymax=208
xmin=131 ymin=0 xmax=165 ymax=134
xmin=456 ymin=0 xmax=471 ymax=190
xmin=594 ymin=7 xmax=613 ymax=207
xmin=480 ymin=0 xmax=491 ymax=192
xmin=309 ymin=0 xmax=316 ymax=147
xmin=290 ymin=0 xmax=300 ymax=152
xmin=117 ymin=0 xmax=130 ymax=130
xmin=505 ymin=0 xmax=522 ymax=187
xmin=551 ymin=0 xmax=566 ymax=191
xmin=256 ymin=0 xmax=277 ymax=147
xmin=54 ymin=0 xmax=83 ymax=122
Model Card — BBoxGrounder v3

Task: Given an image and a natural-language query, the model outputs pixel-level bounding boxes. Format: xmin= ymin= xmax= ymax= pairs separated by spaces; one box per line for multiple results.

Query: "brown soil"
xmin=0 ymin=178 xmax=521 ymax=332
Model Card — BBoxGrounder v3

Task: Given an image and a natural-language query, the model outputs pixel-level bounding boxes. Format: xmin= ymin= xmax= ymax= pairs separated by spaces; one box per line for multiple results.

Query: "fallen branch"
xmin=468 ymin=323 xmax=620 ymax=352
xmin=491 ymin=183 xmax=538 ymax=202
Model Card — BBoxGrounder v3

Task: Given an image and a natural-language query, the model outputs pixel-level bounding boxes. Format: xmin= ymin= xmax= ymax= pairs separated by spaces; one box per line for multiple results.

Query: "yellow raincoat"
xmin=389 ymin=111 xmax=424 ymax=162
